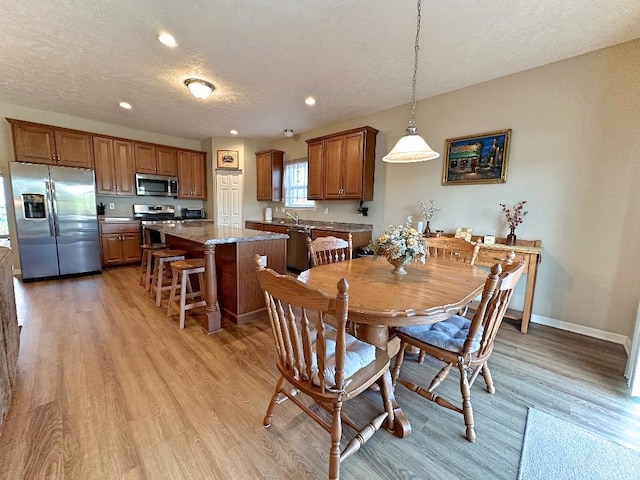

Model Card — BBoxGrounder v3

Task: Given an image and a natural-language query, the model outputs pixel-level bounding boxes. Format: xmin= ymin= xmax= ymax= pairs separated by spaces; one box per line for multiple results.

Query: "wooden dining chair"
xmin=307 ymin=234 xmax=353 ymax=267
xmin=391 ymin=257 xmax=526 ymax=443
xmin=414 ymin=236 xmax=481 ymax=363
xmin=254 ymin=254 xmax=393 ymax=480
xmin=426 ymin=236 xmax=480 ymax=264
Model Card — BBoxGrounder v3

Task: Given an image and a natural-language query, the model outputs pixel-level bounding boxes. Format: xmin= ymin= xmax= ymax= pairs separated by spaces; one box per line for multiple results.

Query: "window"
xmin=283 ymin=157 xmax=315 ymax=208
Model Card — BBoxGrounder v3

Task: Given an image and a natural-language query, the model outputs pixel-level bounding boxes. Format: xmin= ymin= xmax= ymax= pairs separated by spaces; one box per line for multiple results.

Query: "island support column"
xmin=204 ymin=244 xmax=222 ymax=333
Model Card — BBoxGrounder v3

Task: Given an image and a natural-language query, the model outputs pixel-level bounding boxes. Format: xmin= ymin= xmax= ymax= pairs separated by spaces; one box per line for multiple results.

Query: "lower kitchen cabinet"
xmin=100 ymin=222 xmax=141 ymax=266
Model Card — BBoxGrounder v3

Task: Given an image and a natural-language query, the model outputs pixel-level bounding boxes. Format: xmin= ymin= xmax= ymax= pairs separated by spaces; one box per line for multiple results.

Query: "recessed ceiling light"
xmin=305 ymin=96 xmax=316 ymax=106
xmin=230 ymin=129 xmax=238 ymax=135
xmin=119 ymin=102 xmax=132 ymax=110
xmin=158 ymin=32 xmax=178 ymax=48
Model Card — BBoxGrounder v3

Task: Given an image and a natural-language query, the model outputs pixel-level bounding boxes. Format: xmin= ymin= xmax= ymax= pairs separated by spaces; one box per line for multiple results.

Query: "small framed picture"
xmin=483 ymin=235 xmax=496 ymax=245
xmin=217 ymin=150 xmax=239 ymax=169
xmin=442 ymin=129 xmax=511 ymax=185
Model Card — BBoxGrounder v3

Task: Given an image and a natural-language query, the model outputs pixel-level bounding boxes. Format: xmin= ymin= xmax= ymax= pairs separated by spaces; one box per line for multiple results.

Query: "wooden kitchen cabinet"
xmin=262 ymin=223 xmax=289 ymax=234
xmin=256 ymin=149 xmax=284 ymax=201
xmin=306 ymin=140 xmax=324 ymax=200
xmin=134 ymin=143 xmax=178 ymax=176
xmin=244 ymin=221 xmax=264 ymax=230
xmin=306 ymin=126 xmax=378 ymax=201
xmin=177 ymin=150 xmax=207 ymax=199
xmin=93 ymin=136 xmax=135 ymax=196
xmin=100 ymin=222 xmax=141 ymax=266
xmin=8 ymin=119 xmax=94 ymax=168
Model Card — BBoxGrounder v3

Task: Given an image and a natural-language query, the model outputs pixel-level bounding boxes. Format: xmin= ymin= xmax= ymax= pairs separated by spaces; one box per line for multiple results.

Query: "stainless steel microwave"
xmin=135 ymin=173 xmax=179 ymax=197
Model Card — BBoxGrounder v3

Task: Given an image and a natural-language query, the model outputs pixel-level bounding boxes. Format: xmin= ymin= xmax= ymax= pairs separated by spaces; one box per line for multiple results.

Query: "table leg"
xmin=204 ymin=245 xmax=222 ymax=334
xmin=357 ymin=323 xmax=412 ymax=438
xmin=520 ymin=254 xmax=539 ymax=333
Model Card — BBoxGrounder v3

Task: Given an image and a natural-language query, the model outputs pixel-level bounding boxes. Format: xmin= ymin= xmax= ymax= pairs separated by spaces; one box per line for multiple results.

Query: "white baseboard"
xmin=531 ymin=314 xmax=630 ymax=355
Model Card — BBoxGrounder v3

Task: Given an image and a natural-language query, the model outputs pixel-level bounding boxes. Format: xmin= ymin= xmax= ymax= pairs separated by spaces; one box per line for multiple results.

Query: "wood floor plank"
xmin=1 ymin=265 xmax=639 ymax=479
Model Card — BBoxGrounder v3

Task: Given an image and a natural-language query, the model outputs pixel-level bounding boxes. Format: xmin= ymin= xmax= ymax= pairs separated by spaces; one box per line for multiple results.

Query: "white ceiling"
xmin=1 ymin=0 xmax=639 ymax=142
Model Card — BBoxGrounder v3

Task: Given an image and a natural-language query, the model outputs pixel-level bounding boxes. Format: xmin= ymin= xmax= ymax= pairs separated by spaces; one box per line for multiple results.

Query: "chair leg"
xmin=427 ymin=363 xmax=453 ymax=393
xmin=167 ymin=266 xmax=179 ymax=318
xmin=155 ymin=259 xmax=166 ymax=307
xmin=263 ymin=376 xmax=288 ymax=427
xmin=481 ymin=362 xmax=495 ymax=394
xmin=179 ymin=269 xmax=188 ymax=329
xmin=391 ymin=341 xmax=407 ymax=386
xmin=458 ymin=360 xmax=476 ymax=443
xmin=145 ymin=253 xmax=154 ymax=293
xmin=418 ymin=349 xmax=426 ymax=364
xmin=329 ymin=401 xmax=343 ymax=480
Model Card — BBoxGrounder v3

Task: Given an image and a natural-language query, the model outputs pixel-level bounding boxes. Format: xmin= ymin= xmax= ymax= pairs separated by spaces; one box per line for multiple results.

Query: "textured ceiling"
xmin=0 ymin=0 xmax=639 ymax=142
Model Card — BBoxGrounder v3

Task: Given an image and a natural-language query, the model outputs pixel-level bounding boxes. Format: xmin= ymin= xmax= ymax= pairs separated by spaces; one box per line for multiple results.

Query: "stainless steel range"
xmin=133 ymin=204 xmax=176 ymax=243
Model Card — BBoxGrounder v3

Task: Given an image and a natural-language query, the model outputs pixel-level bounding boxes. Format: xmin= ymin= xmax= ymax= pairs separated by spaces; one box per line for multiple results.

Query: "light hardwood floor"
xmin=0 ymin=265 xmax=639 ymax=479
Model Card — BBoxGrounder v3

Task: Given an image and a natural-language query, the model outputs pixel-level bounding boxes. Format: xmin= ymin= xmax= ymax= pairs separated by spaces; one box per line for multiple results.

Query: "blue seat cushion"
xmin=309 ymin=326 xmax=376 ymax=388
xmin=396 ymin=315 xmax=483 ymax=353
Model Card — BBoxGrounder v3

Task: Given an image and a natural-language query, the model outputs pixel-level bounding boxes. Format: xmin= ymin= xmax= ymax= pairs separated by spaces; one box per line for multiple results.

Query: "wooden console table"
xmin=435 ymin=234 xmax=542 ymax=333
xmin=473 ymin=237 xmax=541 ymax=333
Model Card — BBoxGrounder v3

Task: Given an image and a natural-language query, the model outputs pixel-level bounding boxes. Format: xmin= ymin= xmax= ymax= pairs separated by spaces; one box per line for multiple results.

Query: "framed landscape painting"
xmin=442 ymin=129 xmax=511 ymax=185
xmin=217 ymin=150 xmax=239 ymax=169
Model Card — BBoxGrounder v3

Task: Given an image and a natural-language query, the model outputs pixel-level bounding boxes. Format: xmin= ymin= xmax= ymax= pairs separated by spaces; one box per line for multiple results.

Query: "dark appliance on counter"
xmin=135 ymin=173 xmax=178 ymax=197
xmin=182 ymin=208 xmax=205 ymax=219
xmin=9 ymin=162 xmax=101 ymax=280
xmin=287 ymin=225 xmax=311 ymax=271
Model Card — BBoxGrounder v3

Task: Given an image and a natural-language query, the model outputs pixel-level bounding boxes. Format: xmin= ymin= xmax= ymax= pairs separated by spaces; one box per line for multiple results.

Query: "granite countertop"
xmin=247 ymin=218 xmax=373 ymax=233
xmin=143 ymin=220 xmax=289 ymax=246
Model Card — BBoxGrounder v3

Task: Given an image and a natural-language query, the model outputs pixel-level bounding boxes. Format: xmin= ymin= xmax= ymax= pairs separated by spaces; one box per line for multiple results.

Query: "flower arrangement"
xmin=418 ymin=200 xmax=441 ymax=221
xmin=499 ymin=200 xmax=528 ymax=229
xmin=367 ymin=218 xmax=428 ymax=264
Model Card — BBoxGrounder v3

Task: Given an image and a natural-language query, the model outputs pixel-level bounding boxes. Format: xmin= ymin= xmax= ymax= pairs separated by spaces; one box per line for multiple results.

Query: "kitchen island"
xmin=143 ymin=221 xmax=288 ymax=333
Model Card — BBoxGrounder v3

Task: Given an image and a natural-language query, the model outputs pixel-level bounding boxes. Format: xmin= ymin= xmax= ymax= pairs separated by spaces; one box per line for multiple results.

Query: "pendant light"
xmin=382 ymin=0 xmax=439 ymax=163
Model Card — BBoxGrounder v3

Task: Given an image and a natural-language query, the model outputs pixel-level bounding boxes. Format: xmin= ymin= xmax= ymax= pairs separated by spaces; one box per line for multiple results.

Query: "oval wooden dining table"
xmin=297 ymin=256 xmax=489 ymax=438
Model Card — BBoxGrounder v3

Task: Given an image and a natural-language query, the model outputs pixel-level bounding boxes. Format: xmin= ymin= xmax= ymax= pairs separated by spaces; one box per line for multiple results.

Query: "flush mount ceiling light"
xmin=382 ymin=0 xmax=439 ymax=163
xmin=283 ymin=129 xmax=294 ymax=137
xmin=158 ymin=32 xmax=178 ymax=48
xmin=230 ymin=129 xmax=238 ymax=135
xmin=305 ymin=96 xmax=316 ymax=106
xmin=184 ymin=78 xmax=215 ymax=99
xmin=118 ymin=101 xmax=132 ymax=110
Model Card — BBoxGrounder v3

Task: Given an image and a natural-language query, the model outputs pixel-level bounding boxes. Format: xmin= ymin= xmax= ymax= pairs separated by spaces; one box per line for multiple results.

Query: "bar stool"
xmin=139 ymin=243 xmax=168 ymax=291
xmin=150 ymin=249 xmax=186 ymax=307
xmin=166 ymin=259 xmax=207 ymax=329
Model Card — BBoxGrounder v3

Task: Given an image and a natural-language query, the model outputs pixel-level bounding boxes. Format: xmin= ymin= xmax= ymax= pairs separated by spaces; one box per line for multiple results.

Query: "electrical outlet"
xmin=109 ymin=203 xmax=115 ymax=210
xmin=275 ymin=206 xmax=279 ymax=213
xmin=324 ymin=207 xmax=329 ymax=215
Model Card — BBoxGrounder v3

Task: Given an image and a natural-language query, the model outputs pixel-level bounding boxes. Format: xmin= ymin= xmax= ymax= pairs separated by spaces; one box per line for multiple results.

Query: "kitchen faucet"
xmin=285 ymin=211 xmax=299 ymax=224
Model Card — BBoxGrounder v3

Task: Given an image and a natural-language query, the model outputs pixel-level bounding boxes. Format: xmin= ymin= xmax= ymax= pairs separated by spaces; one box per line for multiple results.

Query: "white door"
xmin=216 ymin=171 xmax=243 ymax=227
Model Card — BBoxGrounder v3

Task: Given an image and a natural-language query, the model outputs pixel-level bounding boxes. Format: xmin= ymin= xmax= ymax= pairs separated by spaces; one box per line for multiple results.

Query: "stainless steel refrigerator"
xmin=9 ymin=162 xmax=101 ymax=280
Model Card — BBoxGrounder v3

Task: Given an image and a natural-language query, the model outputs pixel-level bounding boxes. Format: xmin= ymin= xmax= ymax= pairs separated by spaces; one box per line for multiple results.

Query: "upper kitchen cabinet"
xmin=8 ymin=119 xmax=94 ymax=168
xmin=134 ymin=143 xmax=178 ymax=176
xmin=256 ymin=149 xmax=284 ymax=201
xmin=93 ymin=136 xmax=135 ymax=196
xmin=306 ymin=126 xmax=378 ymax=201
xmin=177 ymin=150 xmax=207 ymax=199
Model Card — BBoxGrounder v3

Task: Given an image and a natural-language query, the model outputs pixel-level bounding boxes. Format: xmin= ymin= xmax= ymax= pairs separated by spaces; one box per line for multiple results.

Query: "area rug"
xmin=517 ymin=407 xmax=640 ymax=480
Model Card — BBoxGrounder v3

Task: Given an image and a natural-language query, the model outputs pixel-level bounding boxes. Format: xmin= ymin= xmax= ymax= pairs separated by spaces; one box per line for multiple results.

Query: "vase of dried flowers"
xmin=418 ymin=200 xmax=440 ymax=237
xmin=500 ymin=201 xmax=528 ymax=246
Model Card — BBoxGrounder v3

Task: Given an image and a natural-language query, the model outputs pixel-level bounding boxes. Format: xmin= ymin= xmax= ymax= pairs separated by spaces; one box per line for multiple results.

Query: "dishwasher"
xmin=287 ymin=226 xmax=311 ymax=271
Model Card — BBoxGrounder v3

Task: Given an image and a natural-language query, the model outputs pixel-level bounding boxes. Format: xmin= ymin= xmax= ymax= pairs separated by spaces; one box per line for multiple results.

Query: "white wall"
xmin=260 ymin=39 xmax=640 ymax=339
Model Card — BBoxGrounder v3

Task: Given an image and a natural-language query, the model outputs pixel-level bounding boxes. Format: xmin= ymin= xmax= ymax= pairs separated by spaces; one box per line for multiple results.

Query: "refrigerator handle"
xmin=46 ymin=181 xmax=60 ymax=237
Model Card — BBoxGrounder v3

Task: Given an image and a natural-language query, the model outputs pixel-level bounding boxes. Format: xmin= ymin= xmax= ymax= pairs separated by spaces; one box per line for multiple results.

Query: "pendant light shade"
xmin=383 ymin=127 xmax=440 ymax=163
xmin=383 ymin=0 xmax=439 ymax=163
xmin=184 ymin=78 xmax=215 ymax=99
